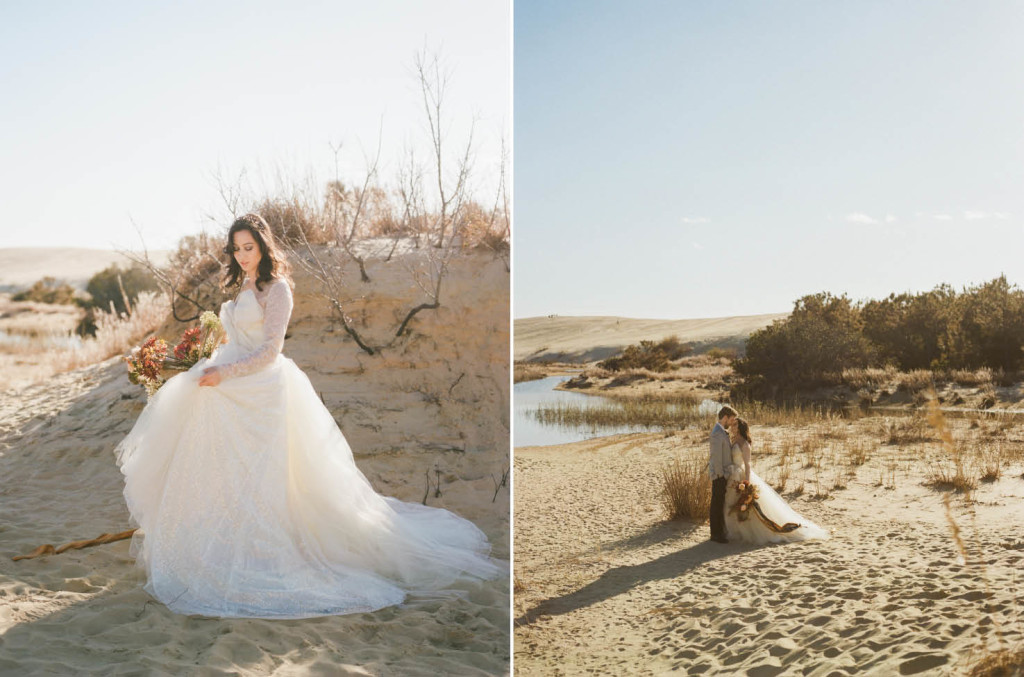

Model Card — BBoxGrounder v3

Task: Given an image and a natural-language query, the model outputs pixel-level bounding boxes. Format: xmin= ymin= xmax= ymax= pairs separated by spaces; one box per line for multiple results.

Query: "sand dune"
xmin=0 ymin=248 xmax=171 ymax=291
xmin=514 ymin=314 xmax=787 ymax=362
xmin=0 ymin=249 xmax=509 ymax=675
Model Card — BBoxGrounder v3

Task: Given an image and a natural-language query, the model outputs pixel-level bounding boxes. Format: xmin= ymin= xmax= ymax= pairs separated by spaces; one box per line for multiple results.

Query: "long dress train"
xmin=724 ymin=441 xmax=829 ymax=545
xmin=114 ymin=278 xmax=501 ymax=618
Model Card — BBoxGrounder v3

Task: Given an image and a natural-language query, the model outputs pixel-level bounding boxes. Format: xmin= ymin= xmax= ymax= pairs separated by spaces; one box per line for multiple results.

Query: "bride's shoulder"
xmin=268 ymin=276 xmax=294 ymax=294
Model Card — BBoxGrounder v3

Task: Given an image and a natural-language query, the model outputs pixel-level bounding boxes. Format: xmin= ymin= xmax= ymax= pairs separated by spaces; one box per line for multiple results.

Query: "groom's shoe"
xmin=711 ymin=536 xmax=729 ymax=544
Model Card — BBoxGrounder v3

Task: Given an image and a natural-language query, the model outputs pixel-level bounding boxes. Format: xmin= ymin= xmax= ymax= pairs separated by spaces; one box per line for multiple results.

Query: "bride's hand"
xmin=199 ymin=366 xmax=222 ymax=387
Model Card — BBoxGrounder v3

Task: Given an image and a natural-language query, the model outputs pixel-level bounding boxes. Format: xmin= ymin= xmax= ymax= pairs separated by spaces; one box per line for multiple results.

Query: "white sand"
xmin=514 ymin=429 xmax=1024 ymax=675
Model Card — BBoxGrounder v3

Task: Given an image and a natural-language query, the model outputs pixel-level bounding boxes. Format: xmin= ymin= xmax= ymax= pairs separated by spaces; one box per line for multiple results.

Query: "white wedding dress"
xmin=114 ymin=277 xmax=501 ymax=618
xmin=724 ymin=441 xmax=829 ymax=545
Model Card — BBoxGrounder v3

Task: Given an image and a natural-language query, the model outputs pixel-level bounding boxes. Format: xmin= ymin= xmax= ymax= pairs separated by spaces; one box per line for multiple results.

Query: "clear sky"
xmin=514 ymin=1 xmax=1024 ymax=319
xmin=1 ymin=1 xmax=510 ymax=252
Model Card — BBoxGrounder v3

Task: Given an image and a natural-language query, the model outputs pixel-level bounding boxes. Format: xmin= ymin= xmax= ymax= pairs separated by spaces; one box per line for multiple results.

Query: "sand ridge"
xmin=0 ymin=248 xmax=171 ymax=291
xmin=514 ymin=314 xmax=787 ymax=362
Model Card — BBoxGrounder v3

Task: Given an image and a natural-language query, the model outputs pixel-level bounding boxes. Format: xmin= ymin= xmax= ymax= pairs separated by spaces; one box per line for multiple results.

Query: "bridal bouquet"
xmin=124 ymin=311 xmax=224 ymax=397
xmin=124 ymin=336 xmax=169 ymax=397
xmin=730 ymin=480 xmax=759 ymax=522
xmin=163 ymin=311 xmax=224 ymax=371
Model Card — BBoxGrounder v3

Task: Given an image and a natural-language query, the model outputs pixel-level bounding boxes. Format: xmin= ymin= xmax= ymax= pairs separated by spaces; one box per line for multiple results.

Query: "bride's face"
xmin=727 ymin=420 xmax=738 ymax=437
xmin=232 ymin=229 xmax=262 ymax=277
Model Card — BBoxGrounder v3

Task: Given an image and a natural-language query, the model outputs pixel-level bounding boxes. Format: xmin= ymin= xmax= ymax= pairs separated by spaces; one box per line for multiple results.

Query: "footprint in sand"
xmin=897 ymin=652 xmax=949 ymax=675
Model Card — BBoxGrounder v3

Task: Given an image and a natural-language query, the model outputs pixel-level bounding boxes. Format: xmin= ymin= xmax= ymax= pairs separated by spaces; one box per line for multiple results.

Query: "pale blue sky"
xmin=514 ymin=1 xmax=1024 ymax=319
xmin=1 ymin=1 xmax=510 ymax=251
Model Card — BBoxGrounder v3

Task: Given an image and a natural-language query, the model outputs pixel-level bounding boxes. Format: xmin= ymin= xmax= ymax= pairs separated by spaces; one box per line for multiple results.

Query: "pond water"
xmin=513 ymin=374 xmax=723 ymax=447
xmin=0 ymin=329 xmax=81 ymax=350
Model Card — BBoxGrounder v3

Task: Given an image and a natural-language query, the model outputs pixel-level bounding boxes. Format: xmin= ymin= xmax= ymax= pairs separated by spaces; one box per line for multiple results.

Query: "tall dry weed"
xmin=52 ymin=292 xmax=169 ymax=373
xmin=924 ymin=395 xmax=979 ymax=497
xmin=661 ymin=457 xmax=711 ymax=520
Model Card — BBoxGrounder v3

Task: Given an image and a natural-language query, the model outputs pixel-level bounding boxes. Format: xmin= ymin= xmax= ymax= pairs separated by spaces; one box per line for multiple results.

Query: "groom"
xmin=708 ymin=405 xmax=738 ymax=544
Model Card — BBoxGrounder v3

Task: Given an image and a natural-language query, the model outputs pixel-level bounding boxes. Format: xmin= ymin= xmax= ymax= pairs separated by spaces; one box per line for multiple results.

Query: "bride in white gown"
xmin=114 ymin=213 xmax=501 ymax=619
xmin=723 ymin=418 xmax=829 ymax=545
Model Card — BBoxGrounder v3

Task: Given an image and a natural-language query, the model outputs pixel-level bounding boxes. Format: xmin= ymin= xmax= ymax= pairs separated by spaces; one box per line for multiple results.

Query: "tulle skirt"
xmin=724 ymin=468 xmax=829 ymax=545
xmin=114 ymin=354 xmax=501 ymax=619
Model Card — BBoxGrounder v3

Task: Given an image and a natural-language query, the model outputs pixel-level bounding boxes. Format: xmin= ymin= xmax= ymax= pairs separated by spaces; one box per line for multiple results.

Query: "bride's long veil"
xmin=749 ymin=468 xmax=830 ymax=540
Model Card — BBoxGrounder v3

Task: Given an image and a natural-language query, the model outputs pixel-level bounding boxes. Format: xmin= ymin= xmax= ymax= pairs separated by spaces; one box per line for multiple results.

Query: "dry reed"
xmin=52 ymin=292 xmax=169 ymax=373
xmin=514 ymin=362 xmax=549 ymax=384
xmin=660 ymin=456 xmax=711 ymax=520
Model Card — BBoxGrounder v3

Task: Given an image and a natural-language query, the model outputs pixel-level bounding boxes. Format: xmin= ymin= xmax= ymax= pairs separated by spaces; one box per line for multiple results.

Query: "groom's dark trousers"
xmin=710 ymin=477 xmax=728 ymax=539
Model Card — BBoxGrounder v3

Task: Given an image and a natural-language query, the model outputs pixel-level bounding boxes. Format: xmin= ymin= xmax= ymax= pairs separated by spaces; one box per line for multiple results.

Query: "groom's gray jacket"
xmin=708 ymin=423 xmax=732 ymax=479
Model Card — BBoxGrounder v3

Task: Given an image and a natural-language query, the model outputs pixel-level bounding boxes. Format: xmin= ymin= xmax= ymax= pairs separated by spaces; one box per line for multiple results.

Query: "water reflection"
xmin=514 ymin=374 xmax=723 ymax=447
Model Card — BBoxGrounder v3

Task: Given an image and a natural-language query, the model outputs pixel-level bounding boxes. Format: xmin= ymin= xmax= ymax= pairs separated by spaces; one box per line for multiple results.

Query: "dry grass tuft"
xmin=845 ymin=439 xmax=872 ymax=466
xmin=514 ymin=362 xmax=549 ymax=384
xmin=878 ymin=416 xmax=935 ymax=445
xmin=896 ymin=369 xmax=935 ymax=392
xmin=661 ymin=457 xmax=711 ymax=521
xmin=950 ymin=368 xmax=996 ymax=387
xmin=53 ymin=292 xmax=169 ymax=374
xmin=842 ymin=366 xmax=899 ymax=389
xmin=979 ymin=444 xmax=1004 ymax=483
xmin=924 ymin=395 xmax=979 ymax=497
xmin=968 ymin=648 xmax=1024 ymax=676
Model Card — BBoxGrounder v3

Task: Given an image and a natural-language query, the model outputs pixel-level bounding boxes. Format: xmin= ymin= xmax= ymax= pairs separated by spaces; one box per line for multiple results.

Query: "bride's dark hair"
xmin=735 ymin=418 xmax=752 ymax=445
xmin=222 ymin=213 xmax=292 ymax=291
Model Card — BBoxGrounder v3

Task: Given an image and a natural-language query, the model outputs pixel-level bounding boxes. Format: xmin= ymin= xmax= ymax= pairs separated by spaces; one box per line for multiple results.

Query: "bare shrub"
xmin=599 ymin=336 xmax=692 ymax=373
xmin=122 ymin=232 xmax=225 ymax=324
xmin=704 ymin=347 xmax=737 ymax=361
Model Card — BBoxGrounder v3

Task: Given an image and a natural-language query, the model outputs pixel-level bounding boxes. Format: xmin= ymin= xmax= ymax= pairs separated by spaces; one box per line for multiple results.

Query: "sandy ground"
xmin=514 ymin=314 xmax=787 ymax=363
xmin=0 ymin=249 xmax=509 ymax=676
xmin=513 ymin=428 xmax=1024 ymax=676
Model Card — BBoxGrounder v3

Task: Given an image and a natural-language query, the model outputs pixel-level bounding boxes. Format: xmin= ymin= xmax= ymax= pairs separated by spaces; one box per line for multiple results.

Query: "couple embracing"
xmin=708 ymin=405 xmax=829 ymax=545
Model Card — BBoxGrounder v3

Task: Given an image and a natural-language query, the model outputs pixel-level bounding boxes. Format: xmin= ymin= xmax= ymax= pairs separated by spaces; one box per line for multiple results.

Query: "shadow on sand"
xmin=516 ymin=536 xmax=750 ymax=627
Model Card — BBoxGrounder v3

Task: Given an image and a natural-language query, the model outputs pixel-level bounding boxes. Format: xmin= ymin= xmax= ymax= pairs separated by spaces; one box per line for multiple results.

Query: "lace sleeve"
xmin=218 ymin=280 xmax=293 ymax=380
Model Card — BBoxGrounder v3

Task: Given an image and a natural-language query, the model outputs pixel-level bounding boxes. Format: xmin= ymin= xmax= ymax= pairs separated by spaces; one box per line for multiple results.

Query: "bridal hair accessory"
xmin=223 ymin=213 xmax=270 ymax=255
xmin=239 ymin=213 xmax=268 ymax=231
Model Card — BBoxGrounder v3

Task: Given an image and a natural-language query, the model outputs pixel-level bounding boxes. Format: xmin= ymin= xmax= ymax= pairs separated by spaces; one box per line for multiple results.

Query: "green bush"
xmin=85 ymin=263 xmax=159 ymax=315
xmin=11 ymin=277 xmax=77 ymax=305
xmin=735 ymin=293 xmax=876 ymax=397
xmin=77 ymin=263 xmax=160 ymax=336
xmin=736 ymin=276 xmax=1024 ymax=397
xmin=861 ymin=287 xmax=953 ymax=370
